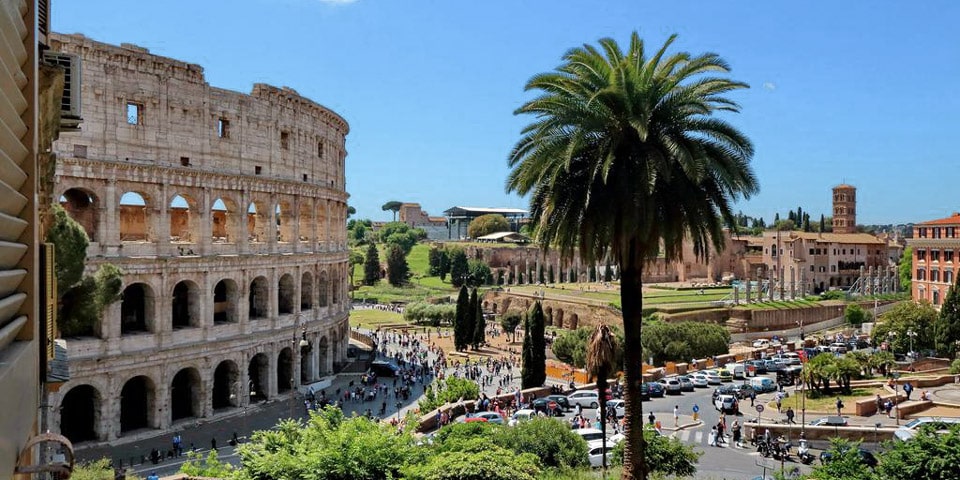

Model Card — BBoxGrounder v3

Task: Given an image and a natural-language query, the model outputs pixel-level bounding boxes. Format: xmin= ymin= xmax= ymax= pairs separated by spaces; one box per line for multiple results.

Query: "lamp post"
xmin=907 ymin=329 xmax=917 ymax=361
xmin=893 ymin=372 xmax=901 ymax=426
xmin=874 ymin=422 xmax=881 ymax=445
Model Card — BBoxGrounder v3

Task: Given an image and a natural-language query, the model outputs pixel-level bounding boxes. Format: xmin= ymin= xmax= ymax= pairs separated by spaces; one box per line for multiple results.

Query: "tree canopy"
xmin=381 ymin=200 xmax=403 ymax=221
xmin=467 ymin=214 xmax=510 ymax=238
xmin=363 ymin=242 xmax=381 ymax=286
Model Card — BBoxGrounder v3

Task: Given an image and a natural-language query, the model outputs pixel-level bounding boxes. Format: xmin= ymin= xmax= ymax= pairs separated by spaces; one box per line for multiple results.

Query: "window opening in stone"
xmin=73 ymin=144 xmax=87 ymax=158
xmin=211 ymin=198 xmax=236 ymax=244
xmin=276 ymin=202 xmax=292 ymax=243
xmin=298 ymin=202 xmax=312 ymax=243
xmin=180 ymin=156 xmax=190 ymax=166
xmin=121 ymin=283 xmax=153 ymax=334
xmin=169 ymin=194 xmax=197 ymax=244
xmin=248 ymin=276 xmax=269 ymax=320
xmin=318 ymin=272 xmax=328 ymax=307
xmin=278 ymin=273 xmax=295 ymax=315
xmin=317 ymin=336 xmax=329 ymax=376
xmin=171 ymin=281 xmax=199 ymax=329
xmin=255 ymin=165 xmax=262 ymax=175
xmin=301 ymin=272 xmax=313 ymax=311
xmin=59 ymin=385 xmax=100 ymax=443
xmin=247 ymin=202 xmax=267 ymax=243
xmin=303 ymin=173 xmax=308 ymax=182
xmin=280 ymin=131 xmax=289 ymax=150
xmin=126 ymin=102 xmax=143 ymax=125
xmin=119 ymin=191 xmax=149 ymax=242
xmin=60 ymin=188 xmax=99 ymax=241
xmin=213 ymin=279 xmax=238 ymax=324
xmin=277 ymin=348 xmax=293 ymax=393
xmin=317 ymin=141 xmax=324 ymax=158
xmin=120 ymin=376 xmax=155 ymax=433
xmin=248 ymin=354 xmax=269 ymax=402
xmin=212 ymin=360 xmax=240 ymax=410
xmin=300 ymin=337 xmax=313 ymax=383
xmin=331 ymin=277 xmax=340 ymax=305
xmin=217 ymin=118 xmax=229 ymax=138
xmin=170 ymin=368 xmax=201 ymax=421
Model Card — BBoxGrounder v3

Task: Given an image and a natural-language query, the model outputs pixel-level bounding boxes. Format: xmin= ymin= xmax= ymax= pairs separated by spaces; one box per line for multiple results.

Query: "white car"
xmin=703 ymin=371 xmax=722 ymax=385
xmin=752 ymin=339 xmax=770 ymax=348
xmin=587 ymin=439 xmax=615 ymax=468
xmin=606 ymin=399 xmax=625 ymax=418
xmin=567 ymin=390 xmax=601 ymax=409
xmin=690 ymin=374 xmax=709 ymax=388
xmin=466 ymin=411 xmax=504 ymax=424
xmin=574 ymin=428 xmax=605 ymax=442
xmin=508 ymin=409 xmax=536 ymax=426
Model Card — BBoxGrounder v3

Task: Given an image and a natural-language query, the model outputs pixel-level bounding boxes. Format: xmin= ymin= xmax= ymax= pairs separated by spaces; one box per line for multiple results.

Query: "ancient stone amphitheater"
xmin=48 ymin=33 xmax=350 ymax=444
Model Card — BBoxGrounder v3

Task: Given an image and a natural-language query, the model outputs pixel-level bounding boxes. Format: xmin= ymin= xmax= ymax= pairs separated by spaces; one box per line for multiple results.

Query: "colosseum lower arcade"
xmin=48 ymin=33 xmax=352 ymax=444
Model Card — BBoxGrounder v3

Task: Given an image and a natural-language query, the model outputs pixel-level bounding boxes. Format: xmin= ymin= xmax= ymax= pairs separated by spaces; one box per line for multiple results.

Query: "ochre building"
xmin=48 ymin=33 xmax=351 ymax=444
xmin=909 ymin=212 xmax=960 ymax=307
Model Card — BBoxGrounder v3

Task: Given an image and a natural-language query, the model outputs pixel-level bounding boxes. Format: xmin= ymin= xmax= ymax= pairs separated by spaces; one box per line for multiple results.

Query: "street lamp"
xmin=893 ymin=372 xmax=901 ymax=426
xmin=906 ymin=329 xmax=917 ymax=361
xmin=874 ymin=422 xmax=882 ymax=445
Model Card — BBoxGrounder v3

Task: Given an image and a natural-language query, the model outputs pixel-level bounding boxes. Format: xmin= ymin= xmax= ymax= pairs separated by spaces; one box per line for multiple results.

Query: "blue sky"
xmin=55 ymin=1 xmax=960 ymax=225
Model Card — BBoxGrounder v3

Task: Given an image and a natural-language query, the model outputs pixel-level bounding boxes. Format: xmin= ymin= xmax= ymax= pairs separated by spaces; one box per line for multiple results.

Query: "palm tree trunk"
xmin=598 ymin=372 xmax=609 ymax=471
xmin=620 ymin=250 xmax=648 ymax=480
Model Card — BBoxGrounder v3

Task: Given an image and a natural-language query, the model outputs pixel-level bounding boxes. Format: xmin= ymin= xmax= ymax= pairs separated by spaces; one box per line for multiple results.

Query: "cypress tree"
xmin=819 ymin=214 xmax=826 ymax=232
xmin=521 ymin=314 xmax=535 ymax=388
xmin=466 ymin=288 xmax=478 ymax=350
xmin=454 ymin=286 xmax=470 ymax=351
xmin=548 ymin=265 xmax=554 ymax=284
xmin=363 ymin=242 xmax=380 ymax=286
xmin=385 ymin=244 xmax=409 ymax=286
xmin=472 ymin=288 xmax=486 ymax=349
xmin=450 ymin=249 xmax=470 ymax=287
xmin=604 ymin=261 xmax=613 ymax=282
xmin=522 ymin=301 xmax=547 ymax=388
xmin=589 ymin=266 xmax=597 ymax=282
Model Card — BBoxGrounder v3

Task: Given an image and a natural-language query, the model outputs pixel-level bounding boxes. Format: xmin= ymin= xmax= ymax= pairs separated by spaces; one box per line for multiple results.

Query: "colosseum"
xmin=47 ymin=33 xmax=351 ymax=444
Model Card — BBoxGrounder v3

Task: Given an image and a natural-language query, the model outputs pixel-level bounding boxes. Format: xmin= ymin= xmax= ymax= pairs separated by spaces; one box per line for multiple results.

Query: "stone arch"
xmin=301 ymin=272 xmax=313 ymax=311
xmin=120 ymin=375 xmax=156 ymax=433
xmin=276 ymin=201 xmax=293 ymax=243
xmin=300 ymin=336 xmax=313 ymax=382
xmin=318 ymin=271 xmax=328 ymax=307
xmin=555 ymin=309 xmax=565 ymax=329
xmin=119 ymin=191 xmax=151 ymax=242
xmin=171 ymin=280 xmax=201 ymax=328
xmin=60 ymin=187 xmax=99 ymax=241
xmin=317 ymin=336 xmax=329 ymax=376
xmin=121 ymin=282 xmax=156 ymax=334
xmin=212 ymin=360 xmax=240 ymax=410
xmin=316 ymin=201 xmax=329 ymax=245
xmin=249 ymin=276 xmax=269 ymax=320
xmin=278 ymin=273 xmax=296 ymax=315
xmin=298 ymin=201 xmax=313 ymax=243
xmin=169 ymin=193 xmax=200 ymax=243
xmin=544 ymin=306 xmax=554 ymax=326
xmin=567 ymin=313 xmax=579 ymax=330
xmin=500 ymin=297 xmax=512 ymax=313
xmin=170 ymin=367 xmax=202 ymax=422
xmin=246 ymin=200 xmax=269 ymax=243
xmin=213 ymin=278 xmax=239 ymax=324
xmin=211 ymin=196 xmax=239 ymax=244
xmin=248 ymin=353 xmax=269 ymax=402
xmin=277 ymin=347 xmax=294 ymax=393
xmin=59 ymin=384 xmax=101 ymax=443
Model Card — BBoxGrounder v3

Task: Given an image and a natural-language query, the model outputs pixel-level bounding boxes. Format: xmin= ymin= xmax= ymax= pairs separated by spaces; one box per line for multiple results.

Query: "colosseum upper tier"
xmin=48 ymin=33 xmax=351 ymax=444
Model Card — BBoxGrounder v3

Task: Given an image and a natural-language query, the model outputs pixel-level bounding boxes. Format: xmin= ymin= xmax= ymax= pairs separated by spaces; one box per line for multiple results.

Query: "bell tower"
xmin=832 ymin=184 xmax=856 ymax=234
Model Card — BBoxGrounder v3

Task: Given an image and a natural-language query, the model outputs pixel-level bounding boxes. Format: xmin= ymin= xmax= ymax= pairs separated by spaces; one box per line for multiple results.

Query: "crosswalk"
xmin=668 ymin=429 xmax=752 ymax=450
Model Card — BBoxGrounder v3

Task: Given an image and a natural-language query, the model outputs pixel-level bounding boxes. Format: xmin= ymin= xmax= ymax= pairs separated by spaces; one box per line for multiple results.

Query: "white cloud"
xmin=762 ymin=82 xmax=776 ymax=91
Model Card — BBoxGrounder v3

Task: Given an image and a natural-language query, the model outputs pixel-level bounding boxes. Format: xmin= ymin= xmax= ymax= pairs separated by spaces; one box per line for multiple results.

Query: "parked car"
xmin=546 ymin=394 xmax=572 ymax=411
xmin=820 ymin=446 xmax=877 ymax=468
xmin=750 ymin=377 xmax=777 ymax=394
xmin=703 ymin=371 xmax=722 ymax=385
xmin=716 ymin=368 xmax=734 ymax=382
xmin=660 ymin=377 xmax=683 ymax=395
xmin=809 ymin=416 xmax=848 ymax=427
xmin=532 ymin=398 xmax=565 ymax=417
xmin=690 ymin=374 xmax=709 ymax=388
xmin=676 ymin=375 xmax=695 ymax=392
xmin=747 ymin=359 xmax=767 ymax=374
xmin=714 ymin=394 xmax=739 ymax=414
xmin=640 ymin=382 xmax=651 ymax=400
xmin=567 ymin=390 xmax=601 ymax=409
xmin=508 ymin=409 xmax=536 ymax=426
xmin=465 ymin=411 xmax=504 ymax=424
xmin=586 ymin=439 xmax=615 ymax=468
xmin=763 ymin=360 xmax=785 ymax=372
xmin=574 ymin=428 xmax=606 ymax=442
xmin=753 ymin=339 xmax=771 ymax=348
xmin=713 ymin=385 xmax=739 ymax=401
xmin=733 ymin=384 xmax=756 ymax=400
xmin=894 ymin=417 xmax=960 ymax=441
xmin=731 ymin=364 xmax=746 ymax=379
xmin=646 ymin=382 xmax=665 ymax=398
xmin=606 ymin=399 xmax=625 ymax=418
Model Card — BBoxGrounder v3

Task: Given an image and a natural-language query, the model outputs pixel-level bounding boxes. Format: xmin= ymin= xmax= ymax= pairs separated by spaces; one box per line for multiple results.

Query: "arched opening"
xmin=170 ymin=368 xmax=202 ymax=422
xmin=318 ymin=272 xmax=328 ymax=307
xmin=332 ymin=276 xmax=340 ymax=305
xmin=172 ymin=280 xmax=201 ymax=329
xmin=60 ymin=188 xmax=99 ymax=241
xmin=247 ymin=201 xmax=268 ymax=243
xmin=317 ymin=337 xmax=329 ymax=376
xmin=544 ymin=307 xmax=554 ymax=326
xmin=300 ymin=339 xmax=313 ymax=383
xmin=59 ymin=385 xmax=100 ymax=443
xmin=933 ymin=290 xmax=941 ymax=305
xmin=249 ymin=276 xmax=269 ymax=320
xmin=212 ymin=360 xmax=240 ymax=411
xmin=555 ymin=309 xmax=565 ymax=329
xmin=169 ymin=194 xmax=199 ymax=244
xmin=278 ymin=274 xmax=295 ymax=315
xmin=248 ymin=353 xmax=269 ymax=402
xmin=213 ymin=279 xmax=239 ymax=324
xmin=120 ymin=376 xmax=155 ymax=433
xmin=121 ymin=283 xmax=155 ymax=334
xmin=301 ymin=272 xmax=313 ymax=311
xmin=119 ymin=191 xmax=150 ymax=242
xmin=299 ymin=202 xmax=313 ymax=243
xmin=211 ymin=197 xmax=238 ymax=244
xmin=567 ymin=313 xmax=579 ymax=330
xmin=277 ymin=348 xmax=293 ymax=393
xmin=276 ymin=202 xmax=293 ymax=243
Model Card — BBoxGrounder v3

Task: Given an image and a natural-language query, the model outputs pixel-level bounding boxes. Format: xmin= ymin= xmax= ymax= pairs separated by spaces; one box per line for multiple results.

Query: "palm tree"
xmin=506 ymin=32 xmax=757 ymax=479
xmin=587 ymin=324 xmax=619 ymax=471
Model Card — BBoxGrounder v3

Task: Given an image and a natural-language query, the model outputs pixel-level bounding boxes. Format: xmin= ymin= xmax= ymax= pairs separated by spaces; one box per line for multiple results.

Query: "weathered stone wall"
xmin=482 ymin=291 xmax=620 ymax=329
xmin=47 ymin=33 xmax=352 ymax=445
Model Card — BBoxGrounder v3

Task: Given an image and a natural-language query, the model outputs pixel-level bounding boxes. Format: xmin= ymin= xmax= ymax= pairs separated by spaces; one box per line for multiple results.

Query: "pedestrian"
xmin=716 ymin=420 xmax=726 ymax=444
xmin=211 ymin=437 xmax=217 ymax=451
xmin=875 ymin=394 xmax=883 ymax=415
xmin=776 ymin=396 xmax=782 ymax=413
xmin=648 ymin=411 xmax=655 ymax=425
xmin=835 ymin=397 xmax=844 ymax=416
xmin=732 ymin=420 xmax=742 ymax=448
xmin=750 ymin=391 xmax=756 ymax=407
xmin=903 ymin=382 xmax=913 ymax=401
xmin=709 ymin=425 xmax=718 ymax=447
xmin=147 ymin=472 xmax=159 ymax=480
xmin=674 ymin=405 xmax=680 ymax=427
xmin=786 ymin=407 xmax=795 ymax=424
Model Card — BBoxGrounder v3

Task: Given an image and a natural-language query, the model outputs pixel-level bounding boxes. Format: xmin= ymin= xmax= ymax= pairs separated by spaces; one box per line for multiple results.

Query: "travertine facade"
xmin=48 ymin=33 xmax=351 ymax=444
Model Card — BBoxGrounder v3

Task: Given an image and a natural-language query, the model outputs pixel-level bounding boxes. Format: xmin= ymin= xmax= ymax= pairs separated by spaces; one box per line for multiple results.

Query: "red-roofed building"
xmin=908 ymin=212 xmax=960 ymax=307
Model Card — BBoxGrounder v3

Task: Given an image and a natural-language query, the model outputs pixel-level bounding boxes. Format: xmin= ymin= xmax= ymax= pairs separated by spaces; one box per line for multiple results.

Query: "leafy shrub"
xmin=491 ymin=417 xmax=588 ymax=469
xmin=418 ymin=377 xmax=480 ymax=412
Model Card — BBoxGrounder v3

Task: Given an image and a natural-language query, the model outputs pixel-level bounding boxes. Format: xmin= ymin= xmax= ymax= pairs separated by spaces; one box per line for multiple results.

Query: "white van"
xmin=731 ymin=364 xmax=746 ymax=379
xmin=750 ymin=377 xmax=776 ymax=393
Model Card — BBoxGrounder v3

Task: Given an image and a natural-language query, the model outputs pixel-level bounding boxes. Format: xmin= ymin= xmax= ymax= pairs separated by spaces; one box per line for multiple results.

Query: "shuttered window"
xmin=0 ymin=0 xmax=32 ymax=355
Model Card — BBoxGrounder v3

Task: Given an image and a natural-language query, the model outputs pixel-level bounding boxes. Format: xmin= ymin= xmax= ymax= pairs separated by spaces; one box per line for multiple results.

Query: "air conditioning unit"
xmin=42 ymin=51 xmax=82 ymax=130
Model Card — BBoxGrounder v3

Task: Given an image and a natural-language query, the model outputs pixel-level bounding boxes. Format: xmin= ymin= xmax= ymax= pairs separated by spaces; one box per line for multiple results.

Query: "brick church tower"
xmin=832 ymin=184 xmax=857 ymax=233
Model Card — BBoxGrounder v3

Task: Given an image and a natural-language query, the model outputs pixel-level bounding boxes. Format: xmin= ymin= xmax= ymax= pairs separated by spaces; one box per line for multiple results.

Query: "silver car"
xmin=659 ymin=377 xmax=682 ymax=394
xmin=676 ymin=375 xmax=695 ymax=392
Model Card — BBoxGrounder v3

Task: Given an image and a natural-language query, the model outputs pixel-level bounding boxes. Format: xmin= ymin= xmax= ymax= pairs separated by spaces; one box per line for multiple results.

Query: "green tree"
xmin=820 ymin=213 xmax=827 ymax=232
xmin=935 ymin=278 xmax=960 ymax=357
xmin=869 ymin=350 xmax=896 ymax=376
xmin=467 ymin=214 xmax=510 ymax=238
xmin=418 ymin=376 xmax=480 ymax=412
xmin=439 ymin=248 xmax=451 ymax=281
xmin=381 ymin=200 xmax=402 ymax=221
xmin=179 ymin=450 xmax=234 ymax=478
xmin=454 ymin=286 xmax=470 ymax=351
xmin=872 ymin=301 xmax=937 ymax=354
xmin=521 ymin=301 xmax=547 ymax=388
xmin=348 ymin=250 xmax=364 ymax=288
xmin=500 ymin=311 xmax=522 ymax=343
xmin=872 ymin=424 xmax=960 ymax=480
xmin=845 ymin=303 xmax=868 ymax=327
xmin=47 ymin=205 xmax=87 ymax=294
xmin=610 ymin=427 xmax=700 ymax=477
xmin=402 ymin=447 xmax=540 ymax=480
xmin=386 ymin=244 xmax=409 ymax=286
xmin=587 ymin=324 xmax=619 ymax=469
xmin=468 ymin=259 xmax=492 ymax=286
xmin=428 ymin=246 xmax=444 ymax=276
xmin=552 ymin=325 xmax=625 ymax=369
xmin=349 ymin=221 xmax=368 ymax=245
xmin=641 ymin=321 xmax=729 ymax=365
xmin=472 ymin=289 xmax=486 ymax=349
xmin=505 ymin=34 xmax=757 ymax=478
xmin=951 ymin=358 xmax=960 ymax=374
xmin=805 ymin=439 xmax=874 ymax=480
xmin=379 ymin=221 xmax=422 ymax=255
xmin=467 ymin=288 xmax=479 ymax=350
xmin=899 ymin=246 xmax=913 ymax=293
xmin=363 ymin=242 xmax=380 ymax=286
xmin=492 ymin=417 xmax=588 ymax=469
xmin=449 ymin=249 xmax=470 ymax=287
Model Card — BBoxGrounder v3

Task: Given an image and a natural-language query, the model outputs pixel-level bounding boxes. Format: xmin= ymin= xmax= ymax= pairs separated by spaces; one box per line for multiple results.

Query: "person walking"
xmin=732 ymin=420 xmax=742 ymax=448
xmin=709 ymin=425 xmax=718 ymax=447
xmin=715 ymin=420 xmax=726 ymax=445
xmin=750 ymin=391 xmax=756 ymax=407
xmin=786 ymin=407 xmax=796 ymax=424
xmin=674 ymin=405 xmax=680 ymax=427
xmin=648 ymin=411 xmax=655 ymax=425
xmin=835 ymin=397 xmax=844 ymax=416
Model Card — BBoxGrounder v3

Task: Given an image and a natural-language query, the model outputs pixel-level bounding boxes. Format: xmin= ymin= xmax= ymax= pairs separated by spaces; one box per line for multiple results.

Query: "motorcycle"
xmin=797 ymin=439 xmax=815 ymax=465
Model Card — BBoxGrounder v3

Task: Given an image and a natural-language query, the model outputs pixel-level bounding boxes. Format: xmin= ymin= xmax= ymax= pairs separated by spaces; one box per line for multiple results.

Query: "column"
xmin=267 ymin=345 xmax=278 ymax=399
xmin=789 ymin=267 xmax=796 ymax=300
xmin=157 ymin=184 xmax=171 ymax=257
xmin=198 ymin=187 xmax=212 ymax=256
xmin=745 ymin=276 xmax=751 ymax=303
xmin=157 ymin=370 xmax=171 ymax=430
xmin=310 ymin=333 xmax=320 ymax=381
xmin=238 ymin=190 xmax=250 ymax=255
xmin=292 ymin=196 xmax=302 ymax=253
xmin=102 ymin=179 xmax=119 ymax=250
xmin=268 ymin=193 xmax=278 ymax=254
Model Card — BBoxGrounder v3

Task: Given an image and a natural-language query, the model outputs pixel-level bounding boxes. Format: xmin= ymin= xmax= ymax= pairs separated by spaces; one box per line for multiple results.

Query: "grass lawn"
xmin=349 ymin=309 xmax=407 ymax=329
xmin=771 ymin=387 xmax=887 ymax=414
